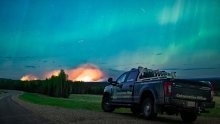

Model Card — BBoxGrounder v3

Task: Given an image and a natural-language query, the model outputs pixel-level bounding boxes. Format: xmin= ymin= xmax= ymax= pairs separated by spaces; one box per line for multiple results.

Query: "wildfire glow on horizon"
xmin=67 ymin=64 xmax=104 ymax=82
xmin=44 ymin=70 xmax=60 ymax=79
xmin=20 ymin=64 xmax=105 ymax=82
xmin=21 ymin=74 xmax=38 ymax=81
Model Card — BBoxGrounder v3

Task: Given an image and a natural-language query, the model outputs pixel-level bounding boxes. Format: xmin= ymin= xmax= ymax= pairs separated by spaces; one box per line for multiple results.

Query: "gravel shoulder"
xmin=13 ymin=93 xmax=220 ymax=124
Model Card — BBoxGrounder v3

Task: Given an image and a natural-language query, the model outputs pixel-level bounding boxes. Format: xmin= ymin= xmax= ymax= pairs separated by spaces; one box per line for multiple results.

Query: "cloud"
xmin=182 ymin=68 xmax=216 ymax=71
xmin=25 ymin=65 xmax=36 ymax=68
xmin=156 ymin=53 xmax=162 ymax=55
xmin=42 ymin=60 xmax=48 ymax=63
xmin=0 ymin=56 xmax=34 ymax=61
xmin=0 ymin=56 xmax=12 ymax=59
xmin=106 ymin=47 xmax=168 ymax=70
xmin=163 ymin=67 xmax=216 ymax=71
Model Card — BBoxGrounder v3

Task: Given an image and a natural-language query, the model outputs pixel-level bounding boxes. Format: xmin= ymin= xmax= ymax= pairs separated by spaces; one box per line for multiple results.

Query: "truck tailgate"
xmin=172 ymin=79 xmax=211 ymax=102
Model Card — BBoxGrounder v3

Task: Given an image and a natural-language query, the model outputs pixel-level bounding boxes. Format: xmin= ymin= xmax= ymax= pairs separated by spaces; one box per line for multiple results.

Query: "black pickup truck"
xmin=102 ymin=67 xmax=215 ymax=122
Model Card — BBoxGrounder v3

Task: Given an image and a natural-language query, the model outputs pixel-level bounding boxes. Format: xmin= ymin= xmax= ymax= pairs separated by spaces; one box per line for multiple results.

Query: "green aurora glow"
xmin=0 ymin=0 xmax=220 ymax=79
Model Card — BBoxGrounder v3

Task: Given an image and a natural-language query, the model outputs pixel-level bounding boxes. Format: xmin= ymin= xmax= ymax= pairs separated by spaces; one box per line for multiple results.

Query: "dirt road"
xmin=0 ymin=91 xmax=51 ymax=124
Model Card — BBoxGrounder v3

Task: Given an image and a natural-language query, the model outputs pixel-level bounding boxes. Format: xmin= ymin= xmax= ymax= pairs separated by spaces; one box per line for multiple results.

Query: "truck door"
xmin=111 ymin=72 xmax=128 ymax=102
xmin=113 ymin=70 xmax=139 ymax=103
xmin=120 ymin=70 xmax=139 ymax=103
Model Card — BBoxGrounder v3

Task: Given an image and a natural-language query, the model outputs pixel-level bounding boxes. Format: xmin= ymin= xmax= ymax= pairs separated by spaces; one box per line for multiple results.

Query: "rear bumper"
xmin=161 ymin=98 xmax=215 ymax=114
xmin=166 ymin=98 xmax=215 ymax=109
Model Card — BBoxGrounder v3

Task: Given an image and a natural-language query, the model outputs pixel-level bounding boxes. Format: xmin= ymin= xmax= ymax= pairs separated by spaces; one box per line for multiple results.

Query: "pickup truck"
xmin=102 ymin=67 xmax=215 ymax=122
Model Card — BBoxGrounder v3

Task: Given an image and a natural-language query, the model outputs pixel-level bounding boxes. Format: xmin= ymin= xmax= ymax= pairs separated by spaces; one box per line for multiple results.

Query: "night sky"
xmin=0 ymin=0 xmax=220 ymax=79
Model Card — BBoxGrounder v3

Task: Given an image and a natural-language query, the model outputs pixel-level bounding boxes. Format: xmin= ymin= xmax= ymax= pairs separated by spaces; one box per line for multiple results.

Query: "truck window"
xmin=139 ymin=71 xmax=154 ymax=79
xmin=127 ymin=71 xmax=138 ymax=82
xmin=117 ymin=73 xmax=127 ymax=84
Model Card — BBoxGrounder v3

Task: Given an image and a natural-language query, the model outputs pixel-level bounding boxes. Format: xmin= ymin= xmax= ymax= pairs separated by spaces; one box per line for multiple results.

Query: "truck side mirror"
xmin=108 ymin=77 xmax=113 ymax=83
xmin=108 ymin=77 xmax=118 ymax=86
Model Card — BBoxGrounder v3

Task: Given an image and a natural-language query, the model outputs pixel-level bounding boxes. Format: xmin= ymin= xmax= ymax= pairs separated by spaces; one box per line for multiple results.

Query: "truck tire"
xmin=180 ymin=111 xmax=197 ymax=122
xmin=131 ymin=105 xmax=141 ymax=115
xmin=141 ymin=98 xmax=157 ymax=119
xmin=102 ymin=94 xmax=114 ymax=112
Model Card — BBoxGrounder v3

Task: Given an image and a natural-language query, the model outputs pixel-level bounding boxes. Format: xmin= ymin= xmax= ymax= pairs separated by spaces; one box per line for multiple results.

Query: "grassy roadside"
xmin=19 ymin=92 xmax=219 ymax=117
xmin=201 ymin=97 xmax=220 ymax=118
xmin=19 ymin=92 xmax=102 ymax=111
xmin=0 ymin=90 xmax=6 ymax=96
xmin=19 ymin=92 xmax=130 ymax=113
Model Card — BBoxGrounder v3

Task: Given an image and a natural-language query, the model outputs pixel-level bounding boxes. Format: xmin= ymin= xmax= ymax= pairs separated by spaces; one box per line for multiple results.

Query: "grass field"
xmin=202 ymin=97 xmax=220 ymax=117
xmin=19 ymin=92 xmax=220 ymax=117
xmin=19 ymin=92 xmax=129 ymax=113
xmin=19 ymin=93 xmax=102 ymax=111
xmin=0 ymin=90 xmax=6 ymax=96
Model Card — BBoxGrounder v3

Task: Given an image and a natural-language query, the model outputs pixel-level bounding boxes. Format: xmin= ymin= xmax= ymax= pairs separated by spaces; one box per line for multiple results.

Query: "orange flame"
xmin=21 ymin=74 xmax=38 ymax=81
xmin=20 ymin=64 xmax=105 ymax=82
xmin=67 ymin=64 xmax=104 ymax=82
xmin=44 ymin=70 xmax=60 ymax=79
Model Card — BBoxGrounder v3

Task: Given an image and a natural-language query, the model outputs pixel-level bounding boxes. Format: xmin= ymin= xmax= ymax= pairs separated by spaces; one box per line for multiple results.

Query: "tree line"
xmin=0 ymin=70 xmax=106 ymax=98
xmin=0 ymin=70 xmax=69 ymax=98
xmin=1 ymin=73 xmax=220 ymax=96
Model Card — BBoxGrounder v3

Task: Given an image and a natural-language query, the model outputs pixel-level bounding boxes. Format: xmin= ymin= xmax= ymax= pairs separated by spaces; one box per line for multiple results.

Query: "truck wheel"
xmin=142 ymin=98 xmax=157 ymax=119
xmin=131 ymin=106 xmax=141 ymax=115
xmin=102 ymin=94 xmax=114 ymax=112
xmin=180 ymin=111 xmax=197 ymax=122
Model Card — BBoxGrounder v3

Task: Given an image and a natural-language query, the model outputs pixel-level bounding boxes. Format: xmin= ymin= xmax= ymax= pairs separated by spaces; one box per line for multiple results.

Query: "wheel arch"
xmin=139 ymin=89 xmax=158 ymax=113
xmin=140 ymin=90 xmax=155 ymax=104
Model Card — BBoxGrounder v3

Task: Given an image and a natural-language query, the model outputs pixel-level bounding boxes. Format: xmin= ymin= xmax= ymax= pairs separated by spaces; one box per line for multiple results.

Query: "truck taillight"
xmin=164 ymin=82 xmax=172 ymax=96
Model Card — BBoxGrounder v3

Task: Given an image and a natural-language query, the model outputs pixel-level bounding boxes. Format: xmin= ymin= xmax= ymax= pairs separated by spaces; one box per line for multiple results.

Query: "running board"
xmin=110 ymin=103 xmax=133 ymax=107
